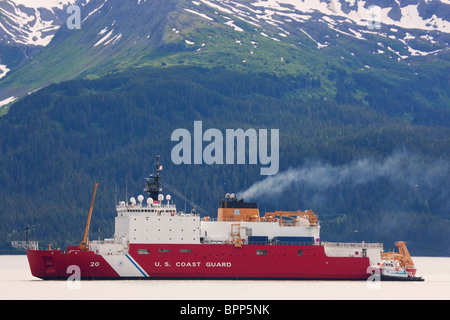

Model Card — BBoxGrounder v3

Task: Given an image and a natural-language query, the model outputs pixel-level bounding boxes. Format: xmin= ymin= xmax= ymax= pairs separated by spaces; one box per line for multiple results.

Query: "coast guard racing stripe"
xmin=102 ymin=254 xmax=149 ymax=278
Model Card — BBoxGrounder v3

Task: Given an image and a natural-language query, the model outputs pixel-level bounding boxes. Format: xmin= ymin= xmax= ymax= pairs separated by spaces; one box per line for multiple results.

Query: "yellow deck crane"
xmin=263 ymin=210 xmax=318 ymax=226
xmin=381 ymin=241 xmax=415 ymax=270
xmin=79 ymin=183 xmax=99 ymax=251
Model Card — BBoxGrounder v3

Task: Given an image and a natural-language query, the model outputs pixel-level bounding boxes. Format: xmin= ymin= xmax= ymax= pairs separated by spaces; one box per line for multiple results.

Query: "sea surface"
xmin=0 ymin=255 xmax=449 ymax=300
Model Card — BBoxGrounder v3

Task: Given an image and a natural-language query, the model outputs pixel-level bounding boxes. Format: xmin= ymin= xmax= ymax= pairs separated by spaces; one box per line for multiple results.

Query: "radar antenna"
xmin=144 ymin=156 xmax=163 ymax=201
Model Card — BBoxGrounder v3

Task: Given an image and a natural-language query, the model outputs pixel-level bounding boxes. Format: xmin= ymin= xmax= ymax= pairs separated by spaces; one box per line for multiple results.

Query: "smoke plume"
xmin=238 ymin=150 xmax=449 ymax=212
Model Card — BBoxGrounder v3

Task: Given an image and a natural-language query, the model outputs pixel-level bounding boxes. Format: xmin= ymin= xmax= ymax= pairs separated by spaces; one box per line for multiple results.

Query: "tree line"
xmin=0 ymin=66 xmax=448 ymax=255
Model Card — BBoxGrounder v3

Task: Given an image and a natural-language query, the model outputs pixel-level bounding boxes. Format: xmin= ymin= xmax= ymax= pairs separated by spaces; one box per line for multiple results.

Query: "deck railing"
xmin=322 ymin=241 xmax=383 ymax=248
xmin=11 ymin=241 xmax=39 ymax=250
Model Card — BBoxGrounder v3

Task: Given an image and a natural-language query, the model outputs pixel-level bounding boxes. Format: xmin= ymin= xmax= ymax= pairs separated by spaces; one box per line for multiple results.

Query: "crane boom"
xmin=380 ymin=241 xmax=415 ymax=269
xmin=396 ymin=241 xmax=415 ymax=269
xmin=264 ymin=210 xmax=318 ymax=226
xmin=80 ymin=183 xmax=99 ymax=251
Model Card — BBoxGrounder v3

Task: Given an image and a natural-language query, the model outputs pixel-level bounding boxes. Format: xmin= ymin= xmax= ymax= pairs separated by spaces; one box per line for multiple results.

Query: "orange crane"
xmin=381 ymin=241 xmax=415 ymax=270
xmin=264 ymin=210 xmax=318 ymax=226
xmin=230 ymin=223 xmax=243 ymax=248
xmin=79 ymin=183 xmax=99 ymax=251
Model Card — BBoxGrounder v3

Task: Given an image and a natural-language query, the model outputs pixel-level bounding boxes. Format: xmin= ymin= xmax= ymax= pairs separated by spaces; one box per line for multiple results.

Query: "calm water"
xmin=0 ymin=255 xmax=449 ymax=300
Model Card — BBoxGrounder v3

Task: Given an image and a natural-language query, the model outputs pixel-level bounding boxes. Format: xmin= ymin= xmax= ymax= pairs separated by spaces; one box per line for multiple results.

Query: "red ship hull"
xmin=27 ymin=244 xmax=374 ymax=280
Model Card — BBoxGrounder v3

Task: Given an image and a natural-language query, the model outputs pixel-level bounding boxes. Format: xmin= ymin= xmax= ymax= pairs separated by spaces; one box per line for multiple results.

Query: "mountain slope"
xmin=0 ymin=0 xmax=180 ymax=107
xmin=0 ymin=0 xmax=449 ymax=112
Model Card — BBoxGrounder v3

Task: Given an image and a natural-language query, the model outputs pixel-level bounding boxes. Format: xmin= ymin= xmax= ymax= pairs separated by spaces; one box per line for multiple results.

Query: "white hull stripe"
xmin=102 ymin=254 xmax=149 ymax=278
xmin=125 ymin=254 xmax=149 ymax=277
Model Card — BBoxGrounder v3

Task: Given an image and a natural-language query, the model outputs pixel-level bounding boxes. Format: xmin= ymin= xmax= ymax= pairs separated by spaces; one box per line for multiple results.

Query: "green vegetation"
xmin=0 ymin=66 xmax=449 ymax=255
xmin=2 ymin=4 xmax=450 ymax=126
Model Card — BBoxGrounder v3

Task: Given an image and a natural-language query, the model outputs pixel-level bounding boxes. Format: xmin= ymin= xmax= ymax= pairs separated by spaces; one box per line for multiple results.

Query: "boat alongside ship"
xmin=25 ymin=157 xmax=423 ymax=281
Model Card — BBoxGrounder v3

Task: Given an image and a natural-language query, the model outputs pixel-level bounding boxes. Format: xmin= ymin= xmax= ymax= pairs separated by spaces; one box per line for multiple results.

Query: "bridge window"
xmin=256 ymin=250 xmax=268 ymax=256
xmin=137 ymin=249 xmax=149 ymax=255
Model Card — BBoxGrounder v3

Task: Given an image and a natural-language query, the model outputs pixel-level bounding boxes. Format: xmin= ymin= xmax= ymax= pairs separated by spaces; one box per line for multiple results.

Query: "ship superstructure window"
xmin=159 ymin=249 xmax=171 ymax=253
xmin=180 ymin=249 xmax=192 ymax=253
xmin=256 ymin=250 xmax=268 ymax=256
xmin=138 ymin=249 xmax=150 ymax=255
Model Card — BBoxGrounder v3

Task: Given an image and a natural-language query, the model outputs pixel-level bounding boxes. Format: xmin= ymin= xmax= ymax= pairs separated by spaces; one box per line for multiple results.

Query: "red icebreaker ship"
xmin=27 ymin=157 xmax=422 ymax=281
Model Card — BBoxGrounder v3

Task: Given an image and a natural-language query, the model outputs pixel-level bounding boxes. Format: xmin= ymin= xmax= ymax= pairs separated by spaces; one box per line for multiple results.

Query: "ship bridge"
xmin=114 ymin=193 xmax=201 ymax=246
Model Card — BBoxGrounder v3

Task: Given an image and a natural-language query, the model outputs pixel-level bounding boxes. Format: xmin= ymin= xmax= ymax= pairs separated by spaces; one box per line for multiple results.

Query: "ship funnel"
xmin=218 ymin=196 xmax=259 ymax=222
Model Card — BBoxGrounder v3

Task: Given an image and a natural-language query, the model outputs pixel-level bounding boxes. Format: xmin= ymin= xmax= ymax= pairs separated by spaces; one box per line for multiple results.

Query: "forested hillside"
xmin=1 ymin=67 xmax=449 ymax=255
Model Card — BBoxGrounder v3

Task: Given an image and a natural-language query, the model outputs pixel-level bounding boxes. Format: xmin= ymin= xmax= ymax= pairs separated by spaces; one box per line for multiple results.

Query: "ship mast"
xmin=144 ymin=156 xmax=163 ymax=201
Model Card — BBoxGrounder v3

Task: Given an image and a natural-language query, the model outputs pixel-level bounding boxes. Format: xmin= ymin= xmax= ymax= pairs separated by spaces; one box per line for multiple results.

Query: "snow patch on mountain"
xmin=184 ymin=8 xmax=214 ymax=21
xmin=0 ymin=96 xmax=16 ymax=108
xmin=10 ymin=0 xmax=78 ymax=11
xmin=193 ymin=0 xmax=450 ymax=35
xmin=94 ymin=29 xmax=114 ymax=47
xmin=0 ymin=0 xmax=93 ymax=46
xmin=0 ymin=65 xmax=10 ymax=80
xmin=190 ymin=0 xmax=449 ymax=59
xmin=0 ymin=3 xmax=59 ymax=46
xmin=82 ymin=0 xmax=107 ymax=23
xmin=248 ymin=0 xmax=449 ymax=33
